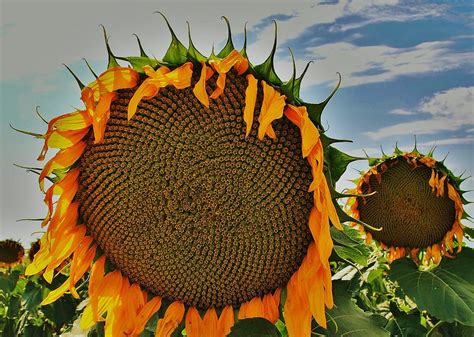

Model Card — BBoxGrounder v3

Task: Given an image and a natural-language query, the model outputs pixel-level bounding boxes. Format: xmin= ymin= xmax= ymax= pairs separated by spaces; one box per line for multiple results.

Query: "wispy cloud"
xmin=419 ymin=137 xmax=474 ymax=146
xmin=389 ymin=108 xmax=415 ymax=116
xmin=366 ymin=86 xmax=474 ymax=139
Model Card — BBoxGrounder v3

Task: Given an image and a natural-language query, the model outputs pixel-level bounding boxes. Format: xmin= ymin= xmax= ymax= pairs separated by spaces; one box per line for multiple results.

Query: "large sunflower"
xmin=24 ymin=18 xmax=346 ymax=337
xmin=347 ymin=146 xmax=468 ymax=265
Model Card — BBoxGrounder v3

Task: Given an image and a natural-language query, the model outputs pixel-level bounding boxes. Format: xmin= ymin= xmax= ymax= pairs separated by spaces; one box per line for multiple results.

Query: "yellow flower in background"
xmin=22 ymin=17 xmax=348 ymax=337
xmin=347 ymin=147 xmax=468 ymax=265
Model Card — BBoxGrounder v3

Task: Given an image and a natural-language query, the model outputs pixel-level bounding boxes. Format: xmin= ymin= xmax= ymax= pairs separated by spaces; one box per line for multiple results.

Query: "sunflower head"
xmin=18 ymin=16 xmax=355 ymax=337
xmin=0 ymin=239 xmax=25 ymax=268
xmin=28 ymin=239 xmax=41 ymax=262
xmin=347 ymin=145 xmax=469 ymax=265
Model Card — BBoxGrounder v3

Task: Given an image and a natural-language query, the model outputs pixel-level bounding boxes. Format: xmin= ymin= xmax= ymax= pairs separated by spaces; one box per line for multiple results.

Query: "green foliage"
xmin=389 ymin=248 xmax=474 ymax=326
xmin=0 ymin=265 xmax=81 ymax=337
xmin=313 ymin=282 xmax=389 ymax=336
xmin=228 ymin=318 xmax=282 ymax=337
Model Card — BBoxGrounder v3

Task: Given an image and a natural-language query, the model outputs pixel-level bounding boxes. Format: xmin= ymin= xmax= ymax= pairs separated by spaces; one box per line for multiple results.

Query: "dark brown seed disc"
xmin=76 ymin=69 xmax=314 ymax=309
xmin=0 ymin=239 xmax=24 ymax=265
xmin=357 ymin=158 xmax=455 ymax=248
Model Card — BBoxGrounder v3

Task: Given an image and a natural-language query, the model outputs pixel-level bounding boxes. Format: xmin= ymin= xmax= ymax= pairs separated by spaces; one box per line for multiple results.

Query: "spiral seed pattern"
xmin=76 ymin=70 xmax=314 ymax=308
xmin=357 ymin=159 xmax=455 ymax=248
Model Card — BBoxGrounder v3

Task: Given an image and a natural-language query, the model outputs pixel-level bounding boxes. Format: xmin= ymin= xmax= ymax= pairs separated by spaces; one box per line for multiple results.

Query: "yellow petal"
xmin=258 ymin=81 xmax=286 ymax=140
xmin=39 ymin=141 xmax=86 ymax=191
xmin=193 ymin=63 xmax=214 ymax=108
xmin=185 ymin=307 xmax=201 ymax=337
xmin=128 ymin=81 xmax=160 ymax=120
xmin=132 ymin=296 xmax=162 ymax=336
xmin=92 ymin=92 xmax=117 ymax=143
xmin=87 ymin=67 xmax=139 ymax=101
xmin=243 ymin=74 xmax=258 ymax=137
xmin=210 ymin=73 xmax=226 ymax=99
xmin=155 ymin=301 xmax=185 ymax=337
xmin=202 ymin=308 xmax=218 ymax=337
xmin=217 ymin=306 xmax=234 ymax=337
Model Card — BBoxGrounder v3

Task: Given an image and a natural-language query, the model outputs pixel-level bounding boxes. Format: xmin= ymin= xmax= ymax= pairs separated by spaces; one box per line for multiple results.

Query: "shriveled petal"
xmin=210 ymin=73 xmax=226 ymax=99
xmin=210 ymin=50 xmax=248 ymax=75
xmin=155 ymin=301 xmax=185 ymax=337
xmin=243 ymin=74 xmax=258 ymax=137
xmin=164 ymin=62 xmax=193 ymax=89
xmin=258 ymin=81 xmax=286 ymax=140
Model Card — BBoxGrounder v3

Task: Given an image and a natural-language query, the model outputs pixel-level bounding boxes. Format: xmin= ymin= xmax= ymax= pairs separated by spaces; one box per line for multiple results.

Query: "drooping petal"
xmin=39 ymin=141 xmax=87 ymax=191
xmin=87 ymin=67 xmax=139 ymax=101
xmin=284 ymin=272 xmax=312 ymax=337
xmin=243 ymin=74 xmax=258 ymax=137
xmin=193 ymin=63 xmax=214 ymax=107
xmin=209 ymin=50 xmax=248 ymax=99
xmin=155 ymin=301 xmax=185 ymax=337
xmin=257 ymin=81 xmax=286 ymax=140
xmin=210 ymin=73 xmax=226 ymax=99
xmin=128 ymin=81 xmax=160 ymax=120
xmin=132 ymin=296 xmax=162 ymax=336
xmin=284 ymin=104 xmax=320 ymax=158
xmin=92 ymin=92 xmax=117 ymax=143
xmin=238 ymin=297 xmax=265 ymax=320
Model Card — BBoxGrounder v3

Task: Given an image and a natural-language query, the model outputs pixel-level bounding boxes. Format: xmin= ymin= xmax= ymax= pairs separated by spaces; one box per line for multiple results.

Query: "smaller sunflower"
xmin=346 ymin=146 xmax=469 ymax=265
xmin=28 ymin=239 xmax=41 ymax=262
xmin=0 ymin=239 xmax=25 ymax=268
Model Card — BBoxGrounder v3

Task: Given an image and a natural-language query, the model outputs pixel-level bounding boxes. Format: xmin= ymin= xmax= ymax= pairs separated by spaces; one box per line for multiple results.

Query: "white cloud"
xmin=419 ymin=137 xmax=474 ymax=146
xmin=389 ymin=108 xmax=416 ymax=116
xmin=366 ymin=87 xmax=474 ymax=139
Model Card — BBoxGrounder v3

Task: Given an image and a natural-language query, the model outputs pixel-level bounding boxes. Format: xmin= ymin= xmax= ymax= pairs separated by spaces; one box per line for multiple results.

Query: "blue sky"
xmin=1 ymin=0 xmax=473 ymax=244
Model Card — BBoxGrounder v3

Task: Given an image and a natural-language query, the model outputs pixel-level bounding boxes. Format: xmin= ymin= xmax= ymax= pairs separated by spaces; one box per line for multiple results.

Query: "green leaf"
xmin=388 ymin=248 xmax=474 ymax=326
xmin=22 ymin=281 xmax=43 ymax=311
xmin=314 ymin=282 xmax=389 ymax=337
xmin=385 ymin=307 xmax=427 ymax=337
xmin=228 ymin=318 xmax=282 ymax=337
xmin=330 ymin=227 xmax=361 ymax=247
xmin=334 ymin=245 xmax=369 ymax=266
xmin=7 ymin=296 xmax=21 ymax=318
xmin=42 ymin=295 xmax=77 ymax=328
xmin=0 ymin=270 xmax=20 ymax=294
xmin=428 ymin=321 xmax=474 ymax=337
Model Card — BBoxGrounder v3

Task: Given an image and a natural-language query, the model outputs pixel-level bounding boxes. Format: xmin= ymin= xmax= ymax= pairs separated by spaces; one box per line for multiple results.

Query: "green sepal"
xmin=281 ymin=48 xmax=297 ymax=101
xmin=9 ymin=124 xmax=43 ymax=139
xmin=240 ymin=22 xmax=248 ymax=59
xmin=305 ymin=72 xmax=341 ymax=126
xmin=35 ymin=106 xmax=48 ymax=124
xmin=63 ymin=64 xmax=84 ymax=90
xmin=325 ymin=146 xmax=363 ymax=182
xmin=101 ymin=25 xmax=120 ymax=69
xmin=253 ymin=21 xmax=282 ymax=86
xmin=82 ymin=58 xmax=98 ymax=78
xmin=320 ymin=133 xmax=352 ymax=149
xmin=117 ymin=56 xmax=160 ymax=73
xmin=133 ymin=33 xmax=148 ymax=57
xmin=156 ymin=12 xmax=188 ymax=65
xmin=217 ymin=16 xmax=235 ymax=58
xmin=186 ymin=21 xmax=207 ymax=63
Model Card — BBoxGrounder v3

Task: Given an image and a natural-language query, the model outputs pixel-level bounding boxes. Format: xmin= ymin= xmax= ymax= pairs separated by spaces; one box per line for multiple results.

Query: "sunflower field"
xmin=1 ymin=16 xmax=473 ymax=337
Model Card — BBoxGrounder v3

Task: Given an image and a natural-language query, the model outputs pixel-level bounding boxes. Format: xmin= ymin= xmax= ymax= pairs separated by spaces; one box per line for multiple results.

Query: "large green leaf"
xmin=388 ymin=249 xmax=474 ymax=326
xmin=22 ymin=281 xmax=43 ymax=311
xmin=384 ymin=305 xmax=427 ymax=337
xmin=428 ymin=321 xmax=474 ymax=337
xmin=334 ymin=245 xmax=369 ymax=266
xmin=228 ymin=318 xmax=282 ymax=337
xmin=314 ymin=282 xmax=389 ymax=337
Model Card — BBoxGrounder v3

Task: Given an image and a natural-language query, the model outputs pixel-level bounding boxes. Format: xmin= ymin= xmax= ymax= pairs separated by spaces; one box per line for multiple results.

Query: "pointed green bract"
xmin=63 ymin=64 xmax=84 ymax=90
xmin=305 ymin=72 xmax=341 ymax=126
xmin=325 ymin=146 xmax=363 ymax=182
xmin=101 ymin=25 xmax=120 ymax=69
xmin=133 ymin=34 xmax=148 ymax=58
xmin=82 ymin=58 xmax=98 ymax=78
xmin=217 ymin=16 xmax=235 ymax=58
xmin=157 ymin=12 xmax=188 ymax=65
xmin=240 ymin=22 xmax=248 ymax=59
xmin=253 ymin=21 xmax=282 ymax=86
xmin=186 ymin=22 xmax=207 ymax=63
